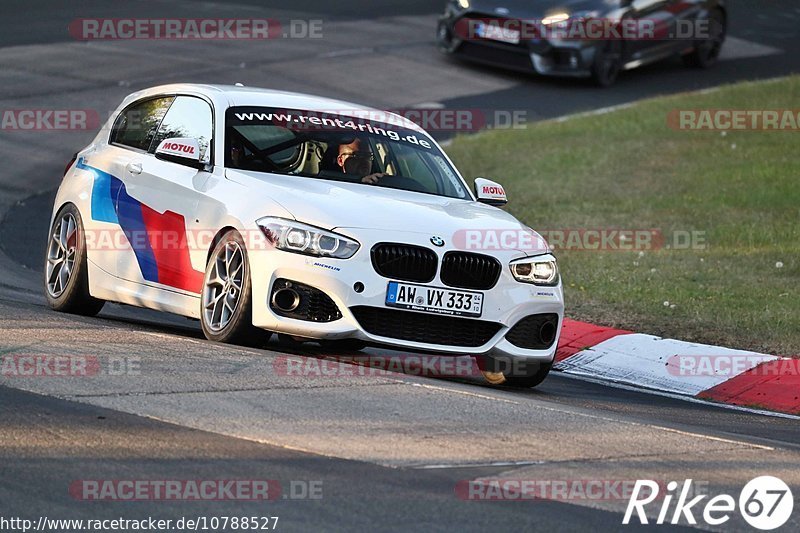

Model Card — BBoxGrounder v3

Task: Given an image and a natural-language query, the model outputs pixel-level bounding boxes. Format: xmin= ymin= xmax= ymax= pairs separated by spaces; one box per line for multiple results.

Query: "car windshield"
xmin=225 ymin=106 xmax=471 ymax=199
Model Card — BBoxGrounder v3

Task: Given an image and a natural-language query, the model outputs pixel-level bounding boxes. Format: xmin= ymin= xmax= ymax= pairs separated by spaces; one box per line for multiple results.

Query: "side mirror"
xmin=474 ymin=177 xmax=508 ymax=206
xmin=155 ymin=138 xmax=203 ymax=169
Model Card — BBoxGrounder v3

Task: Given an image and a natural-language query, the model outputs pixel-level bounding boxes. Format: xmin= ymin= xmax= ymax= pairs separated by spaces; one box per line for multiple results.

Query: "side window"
xmin=111 ymin=97 xmax=174 ymax=151
xmin=150 ymin=96 xmax=214 ymax=162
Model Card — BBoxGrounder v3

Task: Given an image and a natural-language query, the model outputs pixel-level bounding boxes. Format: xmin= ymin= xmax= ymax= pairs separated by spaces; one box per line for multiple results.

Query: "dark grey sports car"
xmin=437 ymin=0 xmax=727 ymax=86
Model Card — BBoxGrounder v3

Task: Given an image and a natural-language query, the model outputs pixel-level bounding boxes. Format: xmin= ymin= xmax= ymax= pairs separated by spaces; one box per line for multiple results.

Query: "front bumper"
xmin=437 ymin=13 xmax=599 ymax=78
xmin=249 ymin=228 xmax=564 ymax=363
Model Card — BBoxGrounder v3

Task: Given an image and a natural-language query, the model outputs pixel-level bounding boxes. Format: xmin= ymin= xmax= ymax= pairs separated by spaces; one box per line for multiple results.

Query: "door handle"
xmin=126 ymin=162 xmax=142 ymax=175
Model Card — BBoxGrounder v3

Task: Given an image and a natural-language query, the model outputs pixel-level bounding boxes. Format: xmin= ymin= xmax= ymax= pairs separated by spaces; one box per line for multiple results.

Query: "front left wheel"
xmin=201 ymin=231 xmax=270 ymax=347
xmin=44 ymin=204 xmax=105 ymax=316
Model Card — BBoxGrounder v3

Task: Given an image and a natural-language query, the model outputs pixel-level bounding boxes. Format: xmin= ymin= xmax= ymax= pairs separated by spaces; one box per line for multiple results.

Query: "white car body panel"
xmin=50 ymin=83 xmax=564 ymax=362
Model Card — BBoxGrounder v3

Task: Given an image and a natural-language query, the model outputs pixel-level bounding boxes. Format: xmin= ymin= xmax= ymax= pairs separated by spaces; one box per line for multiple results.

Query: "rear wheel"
xmin=201 ymin=231 xmax=270 ymax=347
xmin=44 ymin=204 xmax=105 ymax=316
xmin=683 ymin=9 xmax=726 ymax=68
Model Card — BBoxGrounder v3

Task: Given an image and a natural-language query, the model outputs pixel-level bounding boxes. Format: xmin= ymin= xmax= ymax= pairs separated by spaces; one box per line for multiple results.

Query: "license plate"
xmin=474 ymin=22 xmax=521 ymax=45
xmin=385 ymin=282 xmax=483 ymax=318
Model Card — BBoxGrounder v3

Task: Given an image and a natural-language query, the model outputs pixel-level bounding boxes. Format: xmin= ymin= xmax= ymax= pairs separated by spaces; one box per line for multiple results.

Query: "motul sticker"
xmin=156 ymin=138 xmax=199 ymax=158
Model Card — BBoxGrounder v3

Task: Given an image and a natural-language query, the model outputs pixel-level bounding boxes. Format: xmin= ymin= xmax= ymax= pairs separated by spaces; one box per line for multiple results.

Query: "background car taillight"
xmin=63 ymin=152 xmax=78 ymax=177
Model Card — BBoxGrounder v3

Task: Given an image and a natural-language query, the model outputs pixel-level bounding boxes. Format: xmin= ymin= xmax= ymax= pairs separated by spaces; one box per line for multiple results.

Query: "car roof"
xmin=124 ymin=83 xmax=424 ymax=132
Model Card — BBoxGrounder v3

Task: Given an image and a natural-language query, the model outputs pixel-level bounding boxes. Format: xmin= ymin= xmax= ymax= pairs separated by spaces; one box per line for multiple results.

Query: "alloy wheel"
xmin=46 ymin=213 xmax=78 ymax=298
xmin=203 ymin=241 xmax=245 ymax=332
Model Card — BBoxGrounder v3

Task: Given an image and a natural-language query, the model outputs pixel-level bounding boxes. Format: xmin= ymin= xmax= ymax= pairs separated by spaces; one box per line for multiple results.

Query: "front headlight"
xmin=257 ymin=217 xmax=360 ymax=259
xmin=454 ymin=0 xmax=470 ymax=10
xmin=510 ymin=254 xmax=560 ymax=286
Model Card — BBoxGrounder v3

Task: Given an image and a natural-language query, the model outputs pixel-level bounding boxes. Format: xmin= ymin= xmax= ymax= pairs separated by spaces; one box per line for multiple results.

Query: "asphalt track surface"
xmin=0 ymin=1 xmax=799 ymax=531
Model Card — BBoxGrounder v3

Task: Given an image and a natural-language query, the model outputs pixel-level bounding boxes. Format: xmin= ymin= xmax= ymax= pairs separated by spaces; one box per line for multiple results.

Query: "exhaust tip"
xmin=539 ymin=321 xmax=557 ymax=346
xmin=272 ymin=288 xmax=301 ymax=313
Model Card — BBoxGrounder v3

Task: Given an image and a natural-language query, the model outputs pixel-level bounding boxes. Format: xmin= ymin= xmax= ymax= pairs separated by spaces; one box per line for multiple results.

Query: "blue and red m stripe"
xmin=80 ymin=158 xmax=204 ymax=294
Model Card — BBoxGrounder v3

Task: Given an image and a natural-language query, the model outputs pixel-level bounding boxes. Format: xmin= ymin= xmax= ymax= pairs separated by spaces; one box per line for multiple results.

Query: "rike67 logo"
xmin=624 ymin=477 xmax=794 ymax=530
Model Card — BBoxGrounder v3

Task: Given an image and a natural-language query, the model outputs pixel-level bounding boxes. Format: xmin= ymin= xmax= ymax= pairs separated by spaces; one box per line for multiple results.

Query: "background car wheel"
xmin=591 ymin=40 xmax=623 ymax=87
xmin=201 ymin=231 xmax=270 ymax=347
xmin=436 ymin=21 xmax=457 ymax=53
xmin=683 ymin=9 xmax=726 ymax=68
xmin=44 ymin=204 xmax=105 ymax=316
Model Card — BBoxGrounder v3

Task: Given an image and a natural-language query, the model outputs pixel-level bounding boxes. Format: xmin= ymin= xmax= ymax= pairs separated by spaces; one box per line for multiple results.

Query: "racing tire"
xmin=682 ymin=9 xmax=726 ymax=69
xmin=44 ymin=204 xmax=105 ymax=316
xmin=201 ymin=230 xmax=270 ymax=347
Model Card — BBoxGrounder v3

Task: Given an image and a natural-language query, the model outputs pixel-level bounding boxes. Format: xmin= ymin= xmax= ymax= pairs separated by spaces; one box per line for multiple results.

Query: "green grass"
xmin=446 ymin=76 xmax=800 ymax=355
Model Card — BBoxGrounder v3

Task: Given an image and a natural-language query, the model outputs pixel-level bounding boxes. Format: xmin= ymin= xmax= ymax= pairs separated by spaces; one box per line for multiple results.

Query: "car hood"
xmin=227 ymin=169 xmax=539 ymax=241
xmin=466 ymin=0 xmax=611 ymax=18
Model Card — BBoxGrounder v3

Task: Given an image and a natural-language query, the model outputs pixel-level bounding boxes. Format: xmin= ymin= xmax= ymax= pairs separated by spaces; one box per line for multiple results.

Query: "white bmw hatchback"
xmin=45 ymin=84 xmax=564 ymax=387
